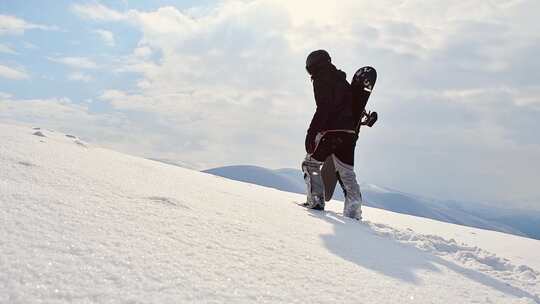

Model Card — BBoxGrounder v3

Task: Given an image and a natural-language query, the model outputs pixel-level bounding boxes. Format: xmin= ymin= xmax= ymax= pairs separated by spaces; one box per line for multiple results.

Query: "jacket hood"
xmin=336 ymin=69 xmax=347 ymax=80
xmin=311 ymin=63 xmax=347 ymax=81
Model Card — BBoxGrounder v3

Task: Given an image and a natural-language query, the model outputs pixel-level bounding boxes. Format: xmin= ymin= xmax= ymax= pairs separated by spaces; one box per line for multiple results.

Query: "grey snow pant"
xmin=301 ymin=131 xmax=363 ymax=219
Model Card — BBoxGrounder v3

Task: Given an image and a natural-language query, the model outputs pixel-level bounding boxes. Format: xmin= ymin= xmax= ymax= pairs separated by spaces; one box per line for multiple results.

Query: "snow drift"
xmin=1 ymin=123 xmax=539 ymax=303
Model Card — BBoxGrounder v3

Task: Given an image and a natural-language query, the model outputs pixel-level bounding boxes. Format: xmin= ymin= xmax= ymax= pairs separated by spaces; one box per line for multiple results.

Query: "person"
xmin=301 ymin=49 xmax=363 ymax=220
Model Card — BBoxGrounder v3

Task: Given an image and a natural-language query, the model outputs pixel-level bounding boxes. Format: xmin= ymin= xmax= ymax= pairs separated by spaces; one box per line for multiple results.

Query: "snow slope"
xmin=1 ymin=123 xmax=539 ymax=303
xmin=203 ymin=165 xmax=528 ymax=238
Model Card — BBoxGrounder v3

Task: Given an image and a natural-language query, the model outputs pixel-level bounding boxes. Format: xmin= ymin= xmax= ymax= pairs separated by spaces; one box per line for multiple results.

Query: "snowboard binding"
xmin=361 ymin=110 xmax=378 ymax=127
xmin=351 ymin=66 xmax=377 ymax=134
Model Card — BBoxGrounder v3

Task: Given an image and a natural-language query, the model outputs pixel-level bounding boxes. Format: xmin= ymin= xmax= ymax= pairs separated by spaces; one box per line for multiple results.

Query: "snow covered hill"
xmin=203 ymin=165 xmax=533 ymax=239
xmin=1 ymin=123 xmax=539 ymax=303
xmin=203 ymin=165 xmax=306 ymax=194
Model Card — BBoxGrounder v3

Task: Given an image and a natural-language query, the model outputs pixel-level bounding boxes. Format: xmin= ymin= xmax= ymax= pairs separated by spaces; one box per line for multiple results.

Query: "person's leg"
xmin=334 ymin=134 xmax=363 ymax=219
xmin=302 ymin=155 xmax=325 ymax=209
xmin=334 ymin=157 xmax=362 ymax=219
xmin=301 ymin=133 xmax=333 ymax=209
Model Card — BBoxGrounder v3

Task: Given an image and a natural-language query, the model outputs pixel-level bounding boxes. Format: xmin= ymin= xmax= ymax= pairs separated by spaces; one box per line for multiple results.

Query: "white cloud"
xmin=0 ymin=92 xmax=13 ymax=99
xmin=0 ymin=64 xmax=29 ymax=80
xmin=0 ymin=43 xmax=17 ymax=54
xmin=93 ymin=29 xmax=115 ymax=46
xmin=66 ymin=1 xmax=540 ymax=203
xmin=437 ymin=87 xmax=540 ymax=108
xmin=68 ymin=72 xmax=93 ymax=82
xmin=0 ymin=14 xmax=57 ymax=35
xmin=71 ymin=3 xmax=127 ymax=21
xmin=0 ymin=94 xmax=148 ymax=153
xmin=48 ymin=56 xmax=99 ymax=69
xmin=133 ymin=46 xmax=152 ymax=58
xmin=22 ymin=41 xmax=37 ymax=49
xmin=0 ymin=96 xmax=94 ymax=126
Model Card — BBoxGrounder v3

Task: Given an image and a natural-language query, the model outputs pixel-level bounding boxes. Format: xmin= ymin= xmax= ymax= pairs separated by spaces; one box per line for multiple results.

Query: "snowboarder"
xmin=301 ymin=49 xmax=363 ymax=220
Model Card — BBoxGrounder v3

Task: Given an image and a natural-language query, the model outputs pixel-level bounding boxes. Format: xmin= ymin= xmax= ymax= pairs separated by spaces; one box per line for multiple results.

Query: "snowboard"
xmin=321 ymin=66 xmax=377 ymax=202
xmin=321 ymin=154 xmax=337 ymax=201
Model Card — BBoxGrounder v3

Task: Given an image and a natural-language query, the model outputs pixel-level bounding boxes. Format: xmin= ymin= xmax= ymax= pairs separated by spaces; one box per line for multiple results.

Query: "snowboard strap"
xmin=308 ymin=129 xmax=357 ymax=158
xmin=320 ymin=129 xmax=356 ymax=135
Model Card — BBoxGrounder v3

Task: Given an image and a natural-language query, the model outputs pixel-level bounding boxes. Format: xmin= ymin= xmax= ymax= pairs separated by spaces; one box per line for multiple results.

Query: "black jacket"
xmin=305 ymin=63 xmax=355 ymax=152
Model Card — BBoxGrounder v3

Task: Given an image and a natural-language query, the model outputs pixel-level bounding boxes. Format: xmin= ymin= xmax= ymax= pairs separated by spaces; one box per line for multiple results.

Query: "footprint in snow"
xmin=65 ymin=134 xmax=88 ymax=148
xmin=17 ymin=161 xmax=36 ymax=167
xmin=74 ymin=140 xmax=87 ymax=148
xmin=33 ymin=131 xmax=46 ymax=137
xmin=146 ymin=196 xmax=190 ymax=209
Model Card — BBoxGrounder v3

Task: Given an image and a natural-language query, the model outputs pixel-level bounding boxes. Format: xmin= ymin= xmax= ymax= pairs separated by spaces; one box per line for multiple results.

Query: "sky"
xmin=1 ymin=0 xmax=539 ymax=208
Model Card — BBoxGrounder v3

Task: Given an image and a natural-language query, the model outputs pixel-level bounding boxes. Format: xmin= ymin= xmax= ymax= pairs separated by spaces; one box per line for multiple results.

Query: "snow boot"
xmin=302 ymin=156 xmax=325 ymax=210
xmin=303 ymin=195 xmax=325 ymax=210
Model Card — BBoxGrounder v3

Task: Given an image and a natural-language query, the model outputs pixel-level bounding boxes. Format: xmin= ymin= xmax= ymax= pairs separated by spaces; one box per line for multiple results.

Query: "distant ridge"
xmin=203 ymin=165 xmax=305 ymax=194
xmin=203 ymin=165 xmax=540 ymax=240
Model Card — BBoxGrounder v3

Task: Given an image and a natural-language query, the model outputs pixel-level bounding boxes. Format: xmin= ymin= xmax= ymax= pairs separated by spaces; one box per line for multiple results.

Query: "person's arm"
xmin=305 ymin=79 xmax=333 ymax=153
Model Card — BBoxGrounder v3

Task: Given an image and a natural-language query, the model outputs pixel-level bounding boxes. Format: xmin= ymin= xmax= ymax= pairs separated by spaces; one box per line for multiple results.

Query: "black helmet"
xmin=306 ymin=49 xmax=331 ymax=75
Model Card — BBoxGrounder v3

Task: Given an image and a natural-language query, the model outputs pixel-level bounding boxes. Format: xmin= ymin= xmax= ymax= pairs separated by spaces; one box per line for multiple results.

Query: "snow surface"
xmin=202 ymin=165 xmax=529 ymax=238
xmin=1 ymin=123 xmax=539 ymax=303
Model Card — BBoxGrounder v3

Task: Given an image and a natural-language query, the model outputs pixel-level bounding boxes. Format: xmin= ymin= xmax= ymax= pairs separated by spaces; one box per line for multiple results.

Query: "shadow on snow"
xmin=303 ymin=208 xmax=539 ymax=303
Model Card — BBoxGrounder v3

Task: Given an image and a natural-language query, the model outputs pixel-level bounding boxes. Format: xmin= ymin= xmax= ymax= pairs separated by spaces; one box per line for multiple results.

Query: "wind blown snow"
xmin=0 ymin=123 xmax=539 ymax=303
